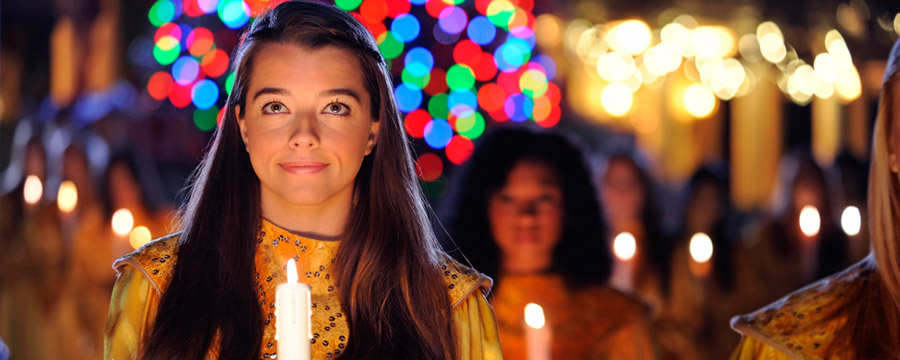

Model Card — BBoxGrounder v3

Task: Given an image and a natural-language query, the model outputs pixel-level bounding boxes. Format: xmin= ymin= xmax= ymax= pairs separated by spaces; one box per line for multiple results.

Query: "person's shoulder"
xmin=112 ymin=232 xmax=182 ymax=295
xmin=730 ymin=255 xmax=875 ymax=359
xmin=437 ymin=253 xmax=493 ymax=309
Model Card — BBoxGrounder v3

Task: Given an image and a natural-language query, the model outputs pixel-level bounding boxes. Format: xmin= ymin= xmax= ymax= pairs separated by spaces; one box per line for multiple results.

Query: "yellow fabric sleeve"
xmin=452 ymin=288 xmax=504 ymax=360
xmin=104 ymin=265 xmax=160 ymax=360
xmin=730 ymin=337 xmax=794 ymax=360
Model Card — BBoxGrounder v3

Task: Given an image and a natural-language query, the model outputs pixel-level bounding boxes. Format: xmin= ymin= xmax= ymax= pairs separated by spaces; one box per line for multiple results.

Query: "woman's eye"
xmin=262 ymin=102 xmax=288 ymax=114
xmin=324 ymin=102 xmax=350 ymax=115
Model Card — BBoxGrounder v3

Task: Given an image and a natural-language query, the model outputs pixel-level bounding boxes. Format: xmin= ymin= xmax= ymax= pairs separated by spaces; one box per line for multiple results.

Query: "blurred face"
xmin=686 ymin=180 xmax=722 ymax=233
xmin=488 ymin=160 xmax=564 ymax=272
xmin=601 ymin=159 xmax=645 ymax=228
xmin=237 ymin=44 xmax=380 ymax=220
xmin=109 ymin=163 xmax=142 ymax=210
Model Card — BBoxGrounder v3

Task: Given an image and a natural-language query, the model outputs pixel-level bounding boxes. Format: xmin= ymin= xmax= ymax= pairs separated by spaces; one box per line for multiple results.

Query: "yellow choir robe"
xmin=730 ymin=255 xmax=878 ymax=360
xmin=492 ymin=273 xmax=656 ymax=359
xmin=104 ymin=219 xmax=503 ymax=360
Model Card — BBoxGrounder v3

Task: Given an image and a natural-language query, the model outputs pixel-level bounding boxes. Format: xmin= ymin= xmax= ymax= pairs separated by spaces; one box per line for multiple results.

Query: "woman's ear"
xmin=235 ymin=105 xmax=249 ymax=150
xmin=365 ymin=118 xmax=381 ymax=156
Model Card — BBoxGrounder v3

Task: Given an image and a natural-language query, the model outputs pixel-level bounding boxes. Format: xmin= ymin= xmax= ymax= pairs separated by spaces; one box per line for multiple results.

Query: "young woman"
xmin=598 ymin=153 xmax=671 ymax=315
xmin=104 ymin=1 xmax=501 ymax=359
xmin=441 ymin=128 xmax=655 ymax=359
xmin=729 ymin=38 xmax=900 ymax=359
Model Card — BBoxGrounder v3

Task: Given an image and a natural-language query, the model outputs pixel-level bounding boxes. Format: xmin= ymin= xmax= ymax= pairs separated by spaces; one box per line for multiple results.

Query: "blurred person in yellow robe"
xmin=441 ymin=128 xmax=656 ymax=359
xmin=0 ymin=133 xmax=81 ymax=359
xmin=729 ymin=38 xmax=900 ymax=359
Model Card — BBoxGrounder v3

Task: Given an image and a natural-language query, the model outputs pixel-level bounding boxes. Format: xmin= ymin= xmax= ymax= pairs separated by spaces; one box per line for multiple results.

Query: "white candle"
xmin=276 ymin=259 xmax=312 ymax=360
xmin=524 ymin=303 xmax=551 ymax=360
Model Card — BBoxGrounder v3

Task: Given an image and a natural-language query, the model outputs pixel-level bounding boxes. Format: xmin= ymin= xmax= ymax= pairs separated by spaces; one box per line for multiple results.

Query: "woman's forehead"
xmin=246 ymin=43 xmax=367 ymax=95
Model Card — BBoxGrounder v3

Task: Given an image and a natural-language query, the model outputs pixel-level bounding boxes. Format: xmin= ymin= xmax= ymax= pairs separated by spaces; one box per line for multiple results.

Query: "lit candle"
xmin=688 ymin=232 xmax=714 ymax=277
xmin=610 ymin=232 xmax=636 ymax=291
xmin=57 ymin=180 xmax=78 ymax=213
xmin=23 ymin=175 xmax=42 ymax=205
xmin=524 ymin=303 xmax=551 ymax=360
xmin=276 ymin=258 xmax=312 ymax=360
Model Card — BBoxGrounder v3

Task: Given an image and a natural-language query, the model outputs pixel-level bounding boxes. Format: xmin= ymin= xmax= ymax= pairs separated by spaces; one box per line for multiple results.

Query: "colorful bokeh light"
xmin=146 ymin=0 xmax=558 ymax=160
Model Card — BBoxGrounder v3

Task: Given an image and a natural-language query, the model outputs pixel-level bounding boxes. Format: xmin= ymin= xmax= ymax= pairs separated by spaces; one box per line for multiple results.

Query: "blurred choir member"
xmin=730 ymin=38 xmax=900 ymax=359
xmin=833 ymin=150 xmax=870 ymax=262
xmin=731 ymin=153 xmax=849 ymax=314
xmin=656 ymin=166 xmax=740 ymax=359
xmin=598 ymin=153 xmax=672 ymax=315
xmin=62 ymin=141 xmax=112 ymax=359
xmin=101 ymin=150 xmax=174 ymax=252
xmin=0 ymin=136 xmax=80 ymax=359
xmin=442 ymin=128 xmax=656 ymax=359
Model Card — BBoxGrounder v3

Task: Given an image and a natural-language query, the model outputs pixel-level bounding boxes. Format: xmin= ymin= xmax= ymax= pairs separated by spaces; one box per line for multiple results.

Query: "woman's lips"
xmin=279 ymin=161 xmax=329 ymax=174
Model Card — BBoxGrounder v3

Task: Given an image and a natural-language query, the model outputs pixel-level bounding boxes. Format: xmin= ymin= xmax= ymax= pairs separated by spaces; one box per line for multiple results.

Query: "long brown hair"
xmin=832 ymin=39 xmax=900 ymax=357
xmin=141 ymin=1 xmax=456 ymax=358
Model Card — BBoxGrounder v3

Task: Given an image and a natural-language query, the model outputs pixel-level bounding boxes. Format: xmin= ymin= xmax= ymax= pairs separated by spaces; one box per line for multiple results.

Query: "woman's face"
xmin=488 ymin=160 xmax=564 ymax=267
xmin=600 ymin=159 xmax=645 ymax=227
xmin=237 ymin=44 xmax=380 ymax=217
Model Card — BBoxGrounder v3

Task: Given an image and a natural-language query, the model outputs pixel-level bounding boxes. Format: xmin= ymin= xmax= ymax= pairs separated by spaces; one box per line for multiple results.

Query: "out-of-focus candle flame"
xmin=23 ymin=175 xmax=42 ymax=205
xmin=57 ymin=180 xmax=78 ymax=213
xmin=613 ymin=232 xmax=637 ymax=261
xmin=799 ymin=205 xmax=821 ymax=237
xmin=112 ymin=208 xmax=134 ymax=236
xmin=841 ymin=206 xmax=861 ymax=236
xmin=689 ymin=232 xmax=714 ymax=263
xmin=524 ymin=303 xmax=546 ymax=329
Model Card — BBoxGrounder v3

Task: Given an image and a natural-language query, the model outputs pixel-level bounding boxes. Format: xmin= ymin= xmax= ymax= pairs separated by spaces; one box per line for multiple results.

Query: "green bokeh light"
xmin=457 ymin=112 xmax=485 ymax=139
xmin=401 ymin=68 xmax=431 ymax=90
xmin=153 ymin=41 xmax=181 ymax=66
xmin=149 ymin=0 xmax=175 ymax=27
xmin=193 ymin=107 xmax=219 ymax=132
xmin=378 ymin=31 xmax=404 ymax=60
xmin=335 ymin=0 xmax=363 ymax=11
xmin=446 ymin=64 xmax=475 ymax=91
xmin=225 ymin=72 xmax=235 ymax=95
xmin=428 ymin=93 xmax=450 ymax=120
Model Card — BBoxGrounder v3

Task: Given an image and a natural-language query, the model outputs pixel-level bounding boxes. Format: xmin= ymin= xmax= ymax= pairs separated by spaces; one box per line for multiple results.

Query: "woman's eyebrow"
xmin=252 ymin=87 xmax=290 ymax=101
xmin=319 ymin=88 xmax=361 ymax=103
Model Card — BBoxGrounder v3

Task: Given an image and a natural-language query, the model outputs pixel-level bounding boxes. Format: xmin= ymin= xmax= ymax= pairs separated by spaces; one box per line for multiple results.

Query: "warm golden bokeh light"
xmin=112 ymin=208 xmax=135 ymax=237
xmin=607 ymin=20 xmax=652 ymax=56
xmin=600 ymin=83 xmax=634 ymax=117
xmin=613 ymin=232 xmax=637 ymax=261
xmin=841 ymin=206 xmax=861 ymax=236
xmin=689 ymin=232 xmax=714 ymax=263
xmin=57 ymin=180 xmax=78 ymax=213
xmin=524 ymin=303 xmax=546 ymax=329
xmin=23 ymin=175 xmax=42 ymax=205
xmin=535 ymin=14 xmax=562 ymax=48
xmin=799 ymin=205 xmax=822 ymax=237
xmin=129 ymin=226 xmax=152 ymax=250
xmin=683 ymin=84 xmax=716 ymax=118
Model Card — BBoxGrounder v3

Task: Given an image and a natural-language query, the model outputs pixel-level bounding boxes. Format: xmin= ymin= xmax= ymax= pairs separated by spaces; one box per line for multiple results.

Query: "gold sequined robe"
xmin=492 ymin=273 xmax=656 ymax=360
xmin=104 ymin=219 xmax=503 ymax=360
xmin=729 ymin=255 xmax=877 ymax=360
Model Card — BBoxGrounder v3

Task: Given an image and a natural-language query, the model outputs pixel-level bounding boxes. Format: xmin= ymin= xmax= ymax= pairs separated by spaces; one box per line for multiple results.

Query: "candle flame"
xmin=689 ymin=232 xmax=714 ymax=263
xmin=799 ymin=205 xmax=821 ymax=237
xmin=57 ymin=180 xmax=78 ymax=213
xmin=23 ymin=175 xmax=42 ymax=205
xmin=524 ymin=303 xmax=546 ymax=329
xmin=613 ymin=232 xmax=637 ymax=261
xmin=841 ymin=206 xmax=861 ymax=236
xmin=112 ymin=208 xmax=134 ymax=236
xmin=287 ymin=258 xmax=298 ymax=283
